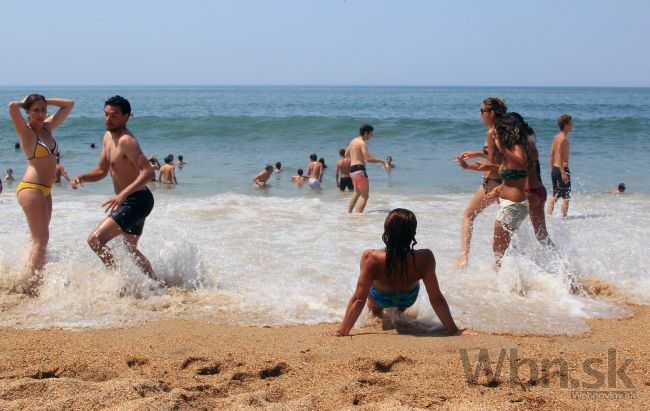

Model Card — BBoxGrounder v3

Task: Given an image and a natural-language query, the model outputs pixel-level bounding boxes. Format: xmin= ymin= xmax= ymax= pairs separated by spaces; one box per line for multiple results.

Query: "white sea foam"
xmin=0 ymin=190 xmax=647 ymax=333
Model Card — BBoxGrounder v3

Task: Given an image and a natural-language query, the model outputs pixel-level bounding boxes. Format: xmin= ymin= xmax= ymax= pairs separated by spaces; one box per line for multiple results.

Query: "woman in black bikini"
xmin=454 ymin=97 xmax=507 ymax=268
xmin=8 ymin=94 xmax=74 ymax=294
xmin=510 ymin=113 xmax=553 ymax=247
xmin=483 ymin=114 xmax=531 ymax=270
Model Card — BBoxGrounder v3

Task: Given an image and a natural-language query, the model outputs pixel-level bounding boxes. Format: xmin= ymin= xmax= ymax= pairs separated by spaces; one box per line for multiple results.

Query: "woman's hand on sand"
xmin=453 ymin=328 xmax=478 ymax=336
xmin=322 ymin=330 xmax=346 ymax=337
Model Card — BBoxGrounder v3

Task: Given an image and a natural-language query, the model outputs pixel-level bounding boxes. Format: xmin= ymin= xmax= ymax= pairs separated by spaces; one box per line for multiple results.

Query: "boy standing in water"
xmin=159 ymin=154 xmax=177 ymax=184
xmin=547 ymin=114 xmax=572 ymax=217
xmin=72 ymin=96 xmax=157 ymax=280
xmin=345 ymin=124 xmax=385 ymax=213
xmin=335 ymin=148 xmax=353 ymax=191
xmin=253 ymin=165 xmax=274 ymax=187
xmin=307 ymin=153 xmax=323 ymax=191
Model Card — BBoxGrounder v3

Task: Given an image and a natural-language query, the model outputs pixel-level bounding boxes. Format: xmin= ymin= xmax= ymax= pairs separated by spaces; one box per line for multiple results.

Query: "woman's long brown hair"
xmin=382 ymin=208 xmax=418 ymax=287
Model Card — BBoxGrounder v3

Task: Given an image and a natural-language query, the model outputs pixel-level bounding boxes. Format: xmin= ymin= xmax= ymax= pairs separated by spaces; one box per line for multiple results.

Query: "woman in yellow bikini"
xmin=8 ymin=94 xmax=74 ymax=294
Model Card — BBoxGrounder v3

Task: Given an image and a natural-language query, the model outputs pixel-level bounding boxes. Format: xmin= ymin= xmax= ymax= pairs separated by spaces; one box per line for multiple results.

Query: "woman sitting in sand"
xmin=324 ymin=208 xmax=474 ymax=337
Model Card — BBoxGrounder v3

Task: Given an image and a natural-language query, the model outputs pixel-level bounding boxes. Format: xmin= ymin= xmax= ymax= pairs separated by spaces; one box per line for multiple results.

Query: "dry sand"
xmin=0 ymin=304 xmax=647 ymax=410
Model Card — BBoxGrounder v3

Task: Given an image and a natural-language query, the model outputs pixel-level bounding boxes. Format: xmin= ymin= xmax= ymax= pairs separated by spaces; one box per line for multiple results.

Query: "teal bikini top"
xmin=499 ymin=169 xmax=528 ymax=180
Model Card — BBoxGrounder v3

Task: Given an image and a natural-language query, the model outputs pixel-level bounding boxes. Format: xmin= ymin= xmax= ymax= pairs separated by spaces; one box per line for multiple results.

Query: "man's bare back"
xmin=159 ymin=164 xmax=176 ymax=184
xmin=335 ymin=157 xmax=351 ymax=177
xmin=307 ymin=161 xmax=323 ymax=180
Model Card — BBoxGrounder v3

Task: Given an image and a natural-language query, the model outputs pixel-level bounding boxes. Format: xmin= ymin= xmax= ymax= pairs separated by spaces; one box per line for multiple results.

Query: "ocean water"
xmin=0 ymin=86 xmax=648 ymax=333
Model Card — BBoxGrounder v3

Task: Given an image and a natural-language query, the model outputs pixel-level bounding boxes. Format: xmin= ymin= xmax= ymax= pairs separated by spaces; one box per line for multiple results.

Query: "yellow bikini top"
xmin=27 ymin=125 xmax=58 ymax=160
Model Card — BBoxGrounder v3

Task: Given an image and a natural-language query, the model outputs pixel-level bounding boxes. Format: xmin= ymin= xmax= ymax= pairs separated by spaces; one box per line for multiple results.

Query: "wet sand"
xmin=0 ymin=305 xmax=647 ymax=410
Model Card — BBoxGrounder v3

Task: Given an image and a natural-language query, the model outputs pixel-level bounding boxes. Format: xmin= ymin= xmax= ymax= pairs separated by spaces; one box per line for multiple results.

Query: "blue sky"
xmin=1 ymin=0 xmax=648 ymax=86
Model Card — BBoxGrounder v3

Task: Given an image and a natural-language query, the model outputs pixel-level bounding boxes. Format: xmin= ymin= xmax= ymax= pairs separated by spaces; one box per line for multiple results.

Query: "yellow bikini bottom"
xmin=16 ymin=181 xmax=52 ymax=197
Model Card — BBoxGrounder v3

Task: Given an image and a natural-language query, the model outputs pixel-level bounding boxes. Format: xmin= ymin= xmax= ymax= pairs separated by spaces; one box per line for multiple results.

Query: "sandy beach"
xmin=0 ymin=302 xmax=646 ymax=410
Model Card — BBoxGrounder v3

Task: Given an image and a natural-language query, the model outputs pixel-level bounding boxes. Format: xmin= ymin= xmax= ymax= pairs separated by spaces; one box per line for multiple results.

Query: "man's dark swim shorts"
xmin=109 ymin=188 xmax=154 ymax=236
xmin=551 ymin=166 xmax=571 ymax=199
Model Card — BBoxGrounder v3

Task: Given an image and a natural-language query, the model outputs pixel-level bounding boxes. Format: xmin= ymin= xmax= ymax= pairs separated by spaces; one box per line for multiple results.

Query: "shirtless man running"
xmin=547 ymin=114 xmax=572 ymax=217
xmin=335 ymin=148 xmax=353 ymax=192
xmin=72 ymin=96 xmax=157 ymax=280
xmin=345 ymin=124 xmax=385 ymax=213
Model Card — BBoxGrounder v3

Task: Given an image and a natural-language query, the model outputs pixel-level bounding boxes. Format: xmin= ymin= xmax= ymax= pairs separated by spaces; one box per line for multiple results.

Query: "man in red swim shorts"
xmin=344 ymin=124 xmax=386 ymax=213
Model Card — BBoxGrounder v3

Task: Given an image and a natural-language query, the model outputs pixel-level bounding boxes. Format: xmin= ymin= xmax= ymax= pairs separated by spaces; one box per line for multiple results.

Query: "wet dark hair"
xmin=510 ymin=112 xmax=536 ymax=141
xmin=482 ymin=97 xmax=507 ymax=117
xmin=319 ymin=157 xmax=327 ymax=168
xmin=265 ymin=165 xmax=274 ymax=171
xmin=297 ymin=168 xmax=304 ymax=176
xmin=310 ymin=153 xmax=317 ymax=161
xmin=359 ymin=124 xmax=374 ymax=136
xmin=24 ymin=94 xmax=46 ymax=111
xmin=275 ymin=161 xmax=282 ymax=169
xmin=339 ymin=149 xmax=345 ymax=156
xmin=618 ymin=183 xmax=626 ymax=192
xmin=494 ymin=114 xmax=531 ymax=168
xmin=104 ymin=95 xmax=131 ymax=115
xmin=178 ymin=155 xmax=184 ymax=161
xmin=382 ymin=208 xmax=417 ymax=287
xmin=558 ymin=114 xmax=572 ymax=131
xmin=164 ymin=154 xmax=174 ymax=164
xmin=14 ymin=142 xmax=20 ymax=149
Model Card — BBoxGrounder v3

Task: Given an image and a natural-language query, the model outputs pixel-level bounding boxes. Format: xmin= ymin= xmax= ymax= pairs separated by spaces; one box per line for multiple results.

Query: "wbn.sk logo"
xmin=459 ymin=348 xmax=635 ymax=399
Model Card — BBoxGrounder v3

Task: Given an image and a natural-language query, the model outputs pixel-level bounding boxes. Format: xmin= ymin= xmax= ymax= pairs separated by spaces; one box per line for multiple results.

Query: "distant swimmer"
xmin=90 ymin=143 xmax=96 ymax=149
xmin=71 ymin=95 xmax=157 ymax=281
xmin=159 ymin=154 xmax=177 ymax=184
xmin=4 ymin=168 xmax=14 ymax=182
xmin=453 ymin=97 xmax=507 ymax=268
xmin=253 ymin=165 xmax=274 ymax=188
xmin=8 ymin=94 xmax=74 ymax=294
xmin=275 ymin=161 xmax=283 ymax=173
xmin=176 ymin=154 xmax=185 ymax=168
xmin=384 ymin=155 xmax=395 ymax=170
xmin=307 ymin=153 xmax=323 ymax=190
xmin=54 ymin=154 xmax=70 ymax=184
xmin=323 ymin=208 xmax=475 ymax=337
xmin=292 ymin=168 xmax=308 ymax=184
xmin=335 ymin=148 xmax=353 ymax=192
xmin=14 ymin=142 xmax=21 ymax=150
xmin=345 ymin=124 xmax=386 ymax=213
xmin=547 ymin=114 xmax=572 ymax=217
xmin=609 ymin=183 xmax=626 ymax=194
